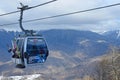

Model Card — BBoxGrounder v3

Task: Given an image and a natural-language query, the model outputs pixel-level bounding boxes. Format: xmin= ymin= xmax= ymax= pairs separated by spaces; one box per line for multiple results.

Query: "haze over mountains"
xmin=0 ymin=29 xmax=120 ymax=79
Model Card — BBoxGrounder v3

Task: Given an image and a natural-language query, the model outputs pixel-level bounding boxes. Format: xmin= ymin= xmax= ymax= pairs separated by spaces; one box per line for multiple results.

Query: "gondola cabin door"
xmin=24 ymin=36 xmax=48 ymax=65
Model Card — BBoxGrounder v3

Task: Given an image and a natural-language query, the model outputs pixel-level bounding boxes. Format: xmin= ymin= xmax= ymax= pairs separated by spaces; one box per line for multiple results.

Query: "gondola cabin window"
xmin=26 ymin=38 xmax=48 ymax=64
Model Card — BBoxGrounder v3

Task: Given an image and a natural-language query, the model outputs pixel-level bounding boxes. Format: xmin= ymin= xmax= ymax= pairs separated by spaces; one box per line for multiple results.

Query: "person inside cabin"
xmin=8 ymin=39 xmax=21 ymax=58
xmin=39 ymin=47 xmax=49 ymax=62
xmin=40 ymin=48 xmax=44 ymax=57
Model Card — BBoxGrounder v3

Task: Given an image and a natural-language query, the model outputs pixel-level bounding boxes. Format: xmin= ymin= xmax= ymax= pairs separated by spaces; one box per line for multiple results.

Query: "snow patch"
xmin=0 ymin=74 xmax=41 ymax=80
xmin=0 ymin=29 xmax=5 ymax=32
xmin=0 ymin=76 xmax=3 ymax=80
xmin=117 ymin=30 xmax=120 ymax=39
xmin=97 ymin=40 xmax=106 ymax=43
xmin=79 ymin=39 xmax=89 ymax=45
xmin=10 ymin=76 xmax=23 ymax=80
xmin=25 ymin=74 xmax=41 ymax=80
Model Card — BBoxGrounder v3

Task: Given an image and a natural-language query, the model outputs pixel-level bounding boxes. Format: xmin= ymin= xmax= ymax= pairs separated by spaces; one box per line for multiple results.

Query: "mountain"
xmin=0 ymin=30 xmax=14 ymax=62
xmin=42 ymin=29 xmax=110 ymax=57
xmin=103 ymin=30 xmax=120 ymax=39
xmin=0 ymin=29 xmax=111 ymax=60
xmin=0 ymin=29 xmax=119 ymax=79
xmin=0 ymin=29 xmax=116 ymax=63
xmin=102 ymin=30 xmax=120 ymax=46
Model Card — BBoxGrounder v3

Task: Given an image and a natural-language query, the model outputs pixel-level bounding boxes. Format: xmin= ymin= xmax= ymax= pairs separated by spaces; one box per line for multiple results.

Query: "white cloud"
xmin=0 ymin=0 xmax=120 ymax=32
xmin=0 ymin=9 xmax=5 ymax=14
xmin=17 ymin=0 xmax=32 ymax=3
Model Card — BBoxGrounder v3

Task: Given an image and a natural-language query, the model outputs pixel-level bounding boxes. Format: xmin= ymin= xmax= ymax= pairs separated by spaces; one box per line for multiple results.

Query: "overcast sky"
xmin=0 ymin=0 xmax=120 ymax=32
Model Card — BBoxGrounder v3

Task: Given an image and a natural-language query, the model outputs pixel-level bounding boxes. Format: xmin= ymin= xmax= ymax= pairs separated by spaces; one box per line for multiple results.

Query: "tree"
xmin=82 ymin=75 xmax=94 ymax=80
xmin=93 ymin=46 xmax=120 ymax=80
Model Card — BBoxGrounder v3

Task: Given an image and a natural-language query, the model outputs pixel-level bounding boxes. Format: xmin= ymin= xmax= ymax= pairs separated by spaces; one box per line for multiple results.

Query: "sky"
xmin=0 ymin=0 xmax=120 ymax=32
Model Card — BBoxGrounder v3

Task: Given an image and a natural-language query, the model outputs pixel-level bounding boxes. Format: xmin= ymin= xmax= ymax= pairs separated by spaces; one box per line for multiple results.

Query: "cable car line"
xmin=0 ymin=2 xmax=120 ymax=27
xmin=0 ymin=0 xmax=57 ymax=17
xmin=25 ymin=0 xmax=57 ymax=10
xmin=0 ymin=10 xmax=20 ymax=17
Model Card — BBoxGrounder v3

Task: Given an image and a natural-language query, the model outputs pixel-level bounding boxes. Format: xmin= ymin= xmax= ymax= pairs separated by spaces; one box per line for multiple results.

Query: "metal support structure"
xmin=17 ymin=1 xmax=57 ymax=35
xmin=19 ymin=6 xmax=25 ymax=32
xmin=18 ymin=3 xmax=33 ymax=35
